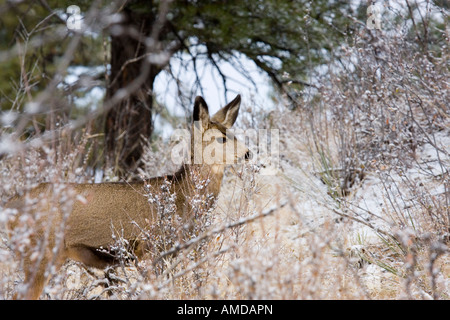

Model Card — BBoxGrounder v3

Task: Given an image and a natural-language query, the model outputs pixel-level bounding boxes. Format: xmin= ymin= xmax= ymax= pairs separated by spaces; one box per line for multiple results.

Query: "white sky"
xmin=154 ymin=52 xmax=275 ymax=116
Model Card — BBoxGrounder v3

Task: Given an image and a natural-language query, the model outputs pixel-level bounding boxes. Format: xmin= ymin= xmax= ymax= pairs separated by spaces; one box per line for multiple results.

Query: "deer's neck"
xmin=173 ymin=163 xmax=225 ymax=199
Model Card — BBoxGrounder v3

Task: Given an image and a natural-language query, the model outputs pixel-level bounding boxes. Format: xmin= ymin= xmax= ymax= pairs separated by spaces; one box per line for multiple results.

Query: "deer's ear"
xmin=211 ymin=94 xmax=241 ymax=129
xmin=193 ymin=96 xmax=210 ymax=127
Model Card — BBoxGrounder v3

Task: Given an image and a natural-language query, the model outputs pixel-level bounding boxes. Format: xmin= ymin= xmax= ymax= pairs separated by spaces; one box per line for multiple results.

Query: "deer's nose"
xmin=244 ymin=150 xmax=252 ymax=160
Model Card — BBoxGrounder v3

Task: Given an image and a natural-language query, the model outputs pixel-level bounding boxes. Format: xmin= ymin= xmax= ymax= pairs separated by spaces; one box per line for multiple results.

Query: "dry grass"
xmin=2 ymin=100 xmax=447 ymax=299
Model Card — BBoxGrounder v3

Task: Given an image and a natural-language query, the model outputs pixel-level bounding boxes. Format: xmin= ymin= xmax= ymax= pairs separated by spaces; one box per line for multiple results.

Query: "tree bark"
xmin=104 ymin=7 xmax=161 ymax=177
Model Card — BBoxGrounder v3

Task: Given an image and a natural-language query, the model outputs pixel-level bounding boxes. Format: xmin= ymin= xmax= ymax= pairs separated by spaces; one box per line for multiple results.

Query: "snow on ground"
xmin=215 ymin=124 xmax=450 ymax=298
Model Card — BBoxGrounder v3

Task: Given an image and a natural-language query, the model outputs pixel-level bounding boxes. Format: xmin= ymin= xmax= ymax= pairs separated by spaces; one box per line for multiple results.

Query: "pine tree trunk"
xmin=104 ymin=7 xmax=161 ymax=177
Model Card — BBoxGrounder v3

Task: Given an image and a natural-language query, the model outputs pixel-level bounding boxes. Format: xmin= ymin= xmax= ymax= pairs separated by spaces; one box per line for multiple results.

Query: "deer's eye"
xmin=216 ymin=136 xmax=226 ymax=144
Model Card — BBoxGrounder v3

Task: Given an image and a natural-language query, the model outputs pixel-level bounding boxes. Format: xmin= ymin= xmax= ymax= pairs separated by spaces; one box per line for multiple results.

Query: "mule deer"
xmin=5 ymin=94 xmax=249 ymax=299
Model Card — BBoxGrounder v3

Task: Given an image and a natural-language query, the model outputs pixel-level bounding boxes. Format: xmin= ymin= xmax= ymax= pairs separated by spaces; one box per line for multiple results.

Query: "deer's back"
xmin=6 ymin=181 xmax=160 ymax=250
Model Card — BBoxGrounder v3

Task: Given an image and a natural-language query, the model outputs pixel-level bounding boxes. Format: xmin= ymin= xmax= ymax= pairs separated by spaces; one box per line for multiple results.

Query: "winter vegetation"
xmin=0 ymin=0 xmax=449 ymax=299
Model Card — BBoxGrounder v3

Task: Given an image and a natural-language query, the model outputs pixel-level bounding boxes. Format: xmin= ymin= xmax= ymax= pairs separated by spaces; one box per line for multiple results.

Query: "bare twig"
xmin=153 ymin=200 xmax=287 ymax=266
